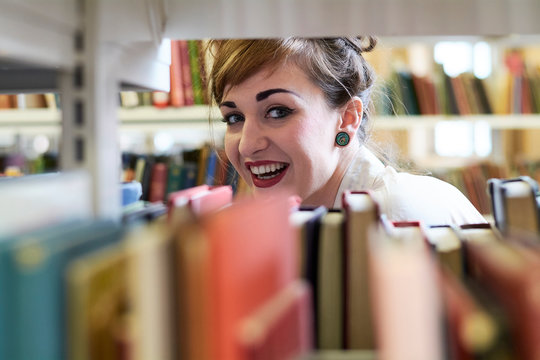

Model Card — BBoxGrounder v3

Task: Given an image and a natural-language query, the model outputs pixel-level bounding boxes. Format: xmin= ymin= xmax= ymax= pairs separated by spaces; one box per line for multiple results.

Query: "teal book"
xmin=166 ymin=162 xmax=183 ymax=195
xmin=0 ymin=221 xmax=87 ymax=360
xmin=0 ymin=220 xmax=123 ymax=360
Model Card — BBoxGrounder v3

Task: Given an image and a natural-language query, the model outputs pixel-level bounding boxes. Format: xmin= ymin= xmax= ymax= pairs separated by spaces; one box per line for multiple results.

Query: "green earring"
xmin=335 ymin=132 xmax=350 ymax=146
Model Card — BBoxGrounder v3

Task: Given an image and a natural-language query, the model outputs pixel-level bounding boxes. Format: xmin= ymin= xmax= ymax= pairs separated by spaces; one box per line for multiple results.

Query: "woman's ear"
xmin=338 ymin=96 xmax=363 ymax=136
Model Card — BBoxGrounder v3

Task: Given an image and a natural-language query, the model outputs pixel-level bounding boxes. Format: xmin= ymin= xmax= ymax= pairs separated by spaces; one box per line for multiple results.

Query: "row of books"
xmin=0 ymin=151 xmax=58 ymax=177
xmin=375 ymin=65 xmax=494 ymax=117
xmin=4 ymin=171 xmax=540 ymax=360
xmin=120 ymin=144 xmax=248 ymax=203
xmin=119 ymin=39 xmax=209 ymax=109
xmin=0 ymin=182 xmax=312 ymax=360
xmin=375 ymin=50 xmax=540 ymax=117
xmin=0 ymin=93 xmax=59 ymax=110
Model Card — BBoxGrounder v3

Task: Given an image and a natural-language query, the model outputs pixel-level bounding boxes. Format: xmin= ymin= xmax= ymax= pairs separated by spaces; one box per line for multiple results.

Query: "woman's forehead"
xmin=223 ymin=63 xmax=312 ymax=96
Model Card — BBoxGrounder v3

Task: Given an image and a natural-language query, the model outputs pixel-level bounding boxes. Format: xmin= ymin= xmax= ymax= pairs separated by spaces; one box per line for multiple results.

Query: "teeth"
xmin=249 ymin=162 xmax=286 ymax=176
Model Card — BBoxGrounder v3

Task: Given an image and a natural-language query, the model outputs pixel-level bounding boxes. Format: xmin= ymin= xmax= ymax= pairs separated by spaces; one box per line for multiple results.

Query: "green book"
xmin=188 ymin=40 xmax=205 ymax=105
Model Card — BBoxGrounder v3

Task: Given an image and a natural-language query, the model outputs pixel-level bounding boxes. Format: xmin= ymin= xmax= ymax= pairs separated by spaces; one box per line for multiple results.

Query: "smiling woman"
xmin=206 ymin=38 xmax=487 ymax=226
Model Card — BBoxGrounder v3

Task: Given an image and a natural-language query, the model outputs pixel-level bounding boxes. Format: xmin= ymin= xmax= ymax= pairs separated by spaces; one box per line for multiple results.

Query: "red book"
xmin=205 ymin=193 xmax=299 ymax=360
xmin=237 ymin=280 xmax=313 ymax=360
xmin=188 ymin=185 xmax=233 ymax=216
xmin=437 ymin=267 xmax=498 ymax=360
xmin=148 ymin=163 xmax=168 ymax=203
xmin=178 ymin=40 xmax=194 ymax=106
xmin=169 ymin=40 xmax=185 ymax=107
xmin=167 ymin=184 xmax=210 ymax=223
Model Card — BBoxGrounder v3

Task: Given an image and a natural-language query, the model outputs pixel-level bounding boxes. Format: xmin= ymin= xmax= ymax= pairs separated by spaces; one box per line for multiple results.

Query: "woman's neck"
xmin=301 ymin=144 xmax=361 ymax=208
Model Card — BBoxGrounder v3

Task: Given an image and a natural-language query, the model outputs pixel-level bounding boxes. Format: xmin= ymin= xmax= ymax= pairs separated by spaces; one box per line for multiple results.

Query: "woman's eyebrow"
xmin=256 ymin=88 xmax=300 ymax=102
xmin=219 ymin=101 xmax=237 ymax=108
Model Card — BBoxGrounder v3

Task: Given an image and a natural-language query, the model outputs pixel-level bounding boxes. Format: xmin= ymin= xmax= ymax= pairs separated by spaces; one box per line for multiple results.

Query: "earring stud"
xmin=335 ymin=132 xmax=350 ymax=146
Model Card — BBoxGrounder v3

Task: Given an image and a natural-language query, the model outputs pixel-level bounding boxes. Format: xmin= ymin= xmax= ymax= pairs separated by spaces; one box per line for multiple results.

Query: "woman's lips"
xmin=245 ymin=161 xmax=289 ymax=188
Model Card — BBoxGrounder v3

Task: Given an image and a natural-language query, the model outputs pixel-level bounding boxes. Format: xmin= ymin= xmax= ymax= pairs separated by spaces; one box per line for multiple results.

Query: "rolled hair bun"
xmin=341 ymin=36 xmax=378 ymax=55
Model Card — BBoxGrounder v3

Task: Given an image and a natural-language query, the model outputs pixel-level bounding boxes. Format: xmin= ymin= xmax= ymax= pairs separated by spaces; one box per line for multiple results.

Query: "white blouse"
xmin=333 ymin=146 xmax=487 ymax=226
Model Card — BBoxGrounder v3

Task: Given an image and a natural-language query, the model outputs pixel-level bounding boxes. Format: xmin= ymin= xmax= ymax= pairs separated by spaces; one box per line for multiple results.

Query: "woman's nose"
xmin=238 ymin=118 xmax=269 ymax=157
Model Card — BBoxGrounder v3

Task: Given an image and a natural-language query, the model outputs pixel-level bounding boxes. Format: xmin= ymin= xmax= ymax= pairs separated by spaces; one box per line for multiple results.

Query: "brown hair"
xmin=206 ymin=37 xmax=378 ymax=145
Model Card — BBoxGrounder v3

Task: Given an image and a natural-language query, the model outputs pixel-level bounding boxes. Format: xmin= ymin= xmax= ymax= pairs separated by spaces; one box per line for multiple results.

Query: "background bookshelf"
xmin=3 ymin=32 xmax=540 ymax=216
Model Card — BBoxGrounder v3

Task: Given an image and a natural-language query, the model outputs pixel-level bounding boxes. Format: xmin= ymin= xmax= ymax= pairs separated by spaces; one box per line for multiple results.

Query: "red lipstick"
xmin=245 ymin=161 xmax=289 ymax=188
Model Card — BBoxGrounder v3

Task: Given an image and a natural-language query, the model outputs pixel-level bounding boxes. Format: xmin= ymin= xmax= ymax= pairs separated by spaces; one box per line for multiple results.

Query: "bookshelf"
xmin=0 ymin=0 xmax=170 ymax=220
xmin=5 ymin=107 xmax=540 ymax=133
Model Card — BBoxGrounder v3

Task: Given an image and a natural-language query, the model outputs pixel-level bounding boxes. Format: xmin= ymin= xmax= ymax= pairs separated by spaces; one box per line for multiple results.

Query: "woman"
xmin=207 ymin=37 xmax=485 ymax=225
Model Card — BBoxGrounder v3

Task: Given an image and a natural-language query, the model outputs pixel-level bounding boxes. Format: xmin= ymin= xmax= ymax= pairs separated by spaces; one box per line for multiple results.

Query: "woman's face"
xmin=220 ymin=63 xmax=348 ymax=205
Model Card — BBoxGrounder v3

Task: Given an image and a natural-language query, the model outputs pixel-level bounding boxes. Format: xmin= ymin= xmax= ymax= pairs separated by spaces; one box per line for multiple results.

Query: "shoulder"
xmin=371 ymin=168 xmax=486 ymax=226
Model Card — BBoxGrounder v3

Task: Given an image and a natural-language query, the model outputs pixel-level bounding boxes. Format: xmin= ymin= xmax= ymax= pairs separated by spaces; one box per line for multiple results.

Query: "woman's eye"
xmin=221 ymin=113 xmax=244 ymax=125
xmin=266 ymin=106 xmax=294 ymax=119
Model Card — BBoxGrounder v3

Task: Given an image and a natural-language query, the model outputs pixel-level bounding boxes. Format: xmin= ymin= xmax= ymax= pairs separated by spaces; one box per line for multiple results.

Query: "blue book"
xmin=181 ymin=162 xmax=199 ymax=189
xmin=204 ymin=150 xmax=218 ymax=185
xmin=0 ymin=220 xmax=123 ymax=360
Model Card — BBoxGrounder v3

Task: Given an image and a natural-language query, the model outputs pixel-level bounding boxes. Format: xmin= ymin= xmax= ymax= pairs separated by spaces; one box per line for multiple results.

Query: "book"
xmin=179 ymin=40 xmax=195 ymax=106
xmin=488 ymin=176 xmax=540 ymax=236
xmin=177 ymin=192 xmax=299 ymax=360
xmin=459 ymin=226 xmax=540 ymax=360
xmin=169 ymin=40 xmax=185 ymax=107
xmin=290 ymin=205 xmax=327 ymax=346
xmin=342 ymin=190 xmax=380 ymax=349
xmin=188 ymin=185 xmax=233 ymax=216
xmin=148 ymin=162 xmax=168 ymax=203
xmin=140 ymin=156 xmax=155 ymax=202
xmin=125 ymin=220 xmax=177 ymax=360
xmin=317 ymin=210 xmax=345 ymax=350
xmin=188 ymin=39 xmax=206 ymax=105
xmin=424 ymin=224 xmax=464 ymax=279
xmin=204 ymin=149 xmax=219 ymax=185
xmin=237 ymin=279 xmax=313 ymax=360
xmin=166 ymin=161 xmax=183 ymax=194
xmin=181 ymin=162 xmax=199 ymax=189
xmin=66 ymin=241 xmax=130 ymax=360
xmin=437 ymin=266 xmax=499 ymax=360
xmin=369 ymin=221 xmax=444 ymax=360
